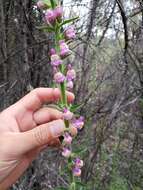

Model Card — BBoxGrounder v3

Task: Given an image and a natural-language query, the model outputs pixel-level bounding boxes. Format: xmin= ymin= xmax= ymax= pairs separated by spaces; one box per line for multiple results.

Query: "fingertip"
xmin=67 ymin=91 xmax=75 ymax=102
xmin=49 ymin=119 xmax=65 ymax=138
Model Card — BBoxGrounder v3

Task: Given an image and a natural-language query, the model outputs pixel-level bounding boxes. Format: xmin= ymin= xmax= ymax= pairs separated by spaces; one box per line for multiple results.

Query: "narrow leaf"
xmin=36 ymin=25 xmax=55 ymax=32
xmin=70 ymin=103 xmax=83 ymax=112
xmin=50 ymin=0 xmax=55 ymax=9
xmin=59 ymin=17 xmax=79 ymax=27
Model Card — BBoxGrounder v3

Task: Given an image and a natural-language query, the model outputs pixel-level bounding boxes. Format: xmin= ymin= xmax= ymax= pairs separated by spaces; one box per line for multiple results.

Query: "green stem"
xmin=60 ymin=81 xmax=67 ymax=106
xmin=54 ymin=19 xmax=75 ymax=189
xmin=54 ymin=23 xmax=69 ymax=127
xmin=69 ymin=181 xmax=76 ymax=190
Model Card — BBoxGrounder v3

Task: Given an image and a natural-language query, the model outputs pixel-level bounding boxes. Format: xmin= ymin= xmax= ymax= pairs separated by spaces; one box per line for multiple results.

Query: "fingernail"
xmin=50 ymin=119 xmax=65 ymax=137
xmin=69 ymin=92 xmax=75 ymax=101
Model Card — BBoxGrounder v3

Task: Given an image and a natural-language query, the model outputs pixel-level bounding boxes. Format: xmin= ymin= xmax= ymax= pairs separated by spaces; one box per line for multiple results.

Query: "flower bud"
xmin=62 ymin=148 xmax=71 ymax=158
xmin=63 ymin=133 xmax=72 ymax=145
xmin=54 ymin=72 xmax=65 ymax=83
xmin=51 ymin=54 xmax=62 ymax=66
xmin=67 ymin=69 xmax=76 ymax=80
xmin=59 ymin=40 xmax=71 ymax=58
xmin=54 ymin=6 xmax=63 ymax=19
xmin=63 ymin=108 xmax=73 ymax=120
xmin=67 ymin=80 xmax=74 ymax=89
xmin=74 ymin=158 xmax=84 ymax=168
xmin=45 ymin=10 xmax=56 ymax=24
xmin=73 ymin=167 xmax=81 ymax=177
xmin=50 ymin=48 xmax=56 ymax=56
xmin=73 ymin=117 xmax=84 ymax=130
xmin=69 ymin=124 xmax=78 ymax=136
xmin=65 ymin=26 xmax=76 ymax=40
xmin=37 ymin=1 xmax=45 ymax=9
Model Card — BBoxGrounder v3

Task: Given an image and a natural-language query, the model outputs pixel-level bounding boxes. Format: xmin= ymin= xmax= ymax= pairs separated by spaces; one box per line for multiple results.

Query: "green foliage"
xmin=69 ymin=103 xmax=83 ymax=112
xmin=43 ymin=0 xmax=58 ymax=8
xmin=108 ymin=176 xmax=128 ymax=190
xmin=59 ymin=17 xmax=79 ymax=28
xmin=36 ymin=25 xmax=55 ymax=32
xmin=49 ymin=0 xmax=56 ymax=9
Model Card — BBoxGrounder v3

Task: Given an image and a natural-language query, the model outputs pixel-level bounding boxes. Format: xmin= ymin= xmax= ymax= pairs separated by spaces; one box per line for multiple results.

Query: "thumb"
xmin=12 ymin=119 xmax=65 ymax=155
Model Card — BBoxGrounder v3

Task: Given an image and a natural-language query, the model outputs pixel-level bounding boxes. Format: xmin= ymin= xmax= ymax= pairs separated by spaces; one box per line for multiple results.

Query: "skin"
xmin=0 ymin=88 xmax=74 ymax=190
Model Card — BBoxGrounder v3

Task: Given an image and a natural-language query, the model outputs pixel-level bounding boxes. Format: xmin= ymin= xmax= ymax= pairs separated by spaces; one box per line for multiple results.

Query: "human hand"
xmin=0 ymin=88 xmax=74 ymax=189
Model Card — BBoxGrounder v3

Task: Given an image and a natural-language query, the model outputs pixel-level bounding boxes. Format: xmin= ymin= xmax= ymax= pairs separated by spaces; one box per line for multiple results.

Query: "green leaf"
xmin=57 ymin=102 xmax=64 ymax=109
xmin=59 ymin=17 xmax=79 ymax=27
xmin=73 ymin=147 xmax=87 ymax=154
xmin=70 ymin=103 xmax=83 ymax=112
xmin=50 ymin=0 xmax=55 ymax=9
xmin=36 ymin=25 xmax=55 ymax=32
xmin=76 ymin=181 xmax=86 ymax=190
xmin=69 ymin=183 xmax=76 ymax=190
xmin=42 ymin=0 xmax=58 ymax=9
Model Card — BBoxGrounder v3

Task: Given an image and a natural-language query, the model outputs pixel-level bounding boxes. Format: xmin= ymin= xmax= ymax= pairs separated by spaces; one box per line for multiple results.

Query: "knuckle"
xmin=33 ymin=126 xmax=48 ymax=146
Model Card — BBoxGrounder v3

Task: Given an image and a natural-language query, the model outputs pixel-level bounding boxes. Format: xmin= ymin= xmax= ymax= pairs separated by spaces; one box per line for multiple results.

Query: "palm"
xmin=0 ymin=88 xmax=74 ymax=189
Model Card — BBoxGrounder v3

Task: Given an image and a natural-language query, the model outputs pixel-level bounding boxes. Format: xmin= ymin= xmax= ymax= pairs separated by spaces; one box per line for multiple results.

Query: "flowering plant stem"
xmin=54 ymin=22 xmax=75 ymax=190
xmin=36 ymin=0 xmax=84 ymax=189
xmin=55 ymin=26 xmax=69 ymax=129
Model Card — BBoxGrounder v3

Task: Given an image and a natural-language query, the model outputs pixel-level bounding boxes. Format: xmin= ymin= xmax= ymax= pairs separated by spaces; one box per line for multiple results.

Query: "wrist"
xmin=0 ymin=160 xmax=19 ymax=189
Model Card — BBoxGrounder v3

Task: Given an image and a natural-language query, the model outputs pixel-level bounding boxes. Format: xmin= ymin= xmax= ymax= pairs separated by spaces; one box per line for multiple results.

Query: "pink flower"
xmin=37 ymin=1 xmax=45 ymax=9
xmin=67 ymin=80 xmax=74 ymax=89
xmin=65 ymin=26 xmax=76 ymax=40
xmin=50 ymin=48 xmax=56 ymax=56
xmin=73 ymin=117 xmax=84 ymax=130
xmin=67 ymin=69 xmax=76 ymax=81
xmin=69 ymin=124 xmax=78 ymax=137
xmin=54 ymin=72 xmax=65 ymax=83
xmin=74 ymin=158 xmax=84 ymax=168
xmin=63 ymin=133 xmax=72 ymax=145
xmin=62 ymin=148 xmax=71 ymax=158
xmin=51 ymin=54 xmax=62 ymax=66
xmin=73 ymin=167 xmax=81 ymax=177
xmin=54 ymin=6 xmax=63 ymax=19
xmin=59 ymin=40 xmax=71 ymax=58
xmin=63 ymin=108 xmax=73 ymax=120
xmin=45 ymin=10 xmax=56 ymax=24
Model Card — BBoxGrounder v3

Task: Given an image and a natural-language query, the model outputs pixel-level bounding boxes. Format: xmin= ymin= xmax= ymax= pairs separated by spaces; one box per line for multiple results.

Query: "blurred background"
xmin=0 ymin=0 xmax=143 ymax=189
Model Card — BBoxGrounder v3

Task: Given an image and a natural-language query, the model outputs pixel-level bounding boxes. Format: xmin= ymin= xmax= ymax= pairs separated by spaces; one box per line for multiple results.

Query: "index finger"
xmin=13 ymin=88 xmax=74 ymax=112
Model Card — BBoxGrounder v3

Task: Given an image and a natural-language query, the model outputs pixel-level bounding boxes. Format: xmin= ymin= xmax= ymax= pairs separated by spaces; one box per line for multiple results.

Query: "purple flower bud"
xmin=62 ymin=148 xmax=71 ymax=158
xmin=59 ymin=41 xmax=71 ymax=58
xmin=69 ymin=124 xmax=78 ymax=136
xmin=50 ymin=48 xmax=56 ymax=56
xmin=59 ymin=40 xmax=65 ymax=44
xmin=67 ymin=80 xmax=74 ymax=89
xmin=73 ymin=117 xmax=84 ymax=130
xmin=65 ymin=26 xmax=76 ymax=40
xmin=63 ymin=133 xmax=73 ymax=145
xmin=45 ymin=10 xmax=56 ymax=24
xmin=54 ymin=72 xmax=65 ymax=83
xmin=53 ymin=67 xmax=57 ymax=74
xmin=37 ymin=1 xmax=45 ymax=9
xmin=68 ymin=64 xmax=72 ymax=70
xmin=73 ymin=167 xmax=81 ymax=177
xmin=54 ymin=6 xmax=63 ymax=19
xmin=67 ymin=69 xmax=76 ymax=81
xmin=51 ymin=54 xmax=62 ymax=66
xmin=63 ymin=108 xmax=73 ymax=120
xmin=74 ymin=158 xmax=84 ymax=168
